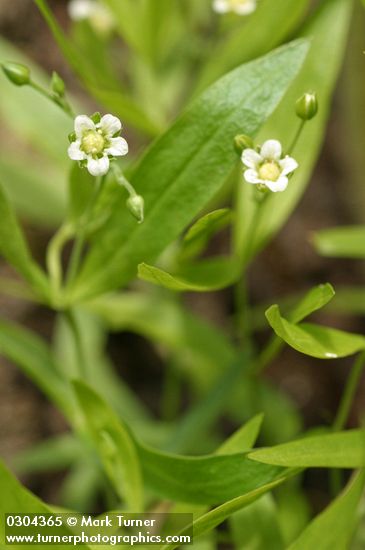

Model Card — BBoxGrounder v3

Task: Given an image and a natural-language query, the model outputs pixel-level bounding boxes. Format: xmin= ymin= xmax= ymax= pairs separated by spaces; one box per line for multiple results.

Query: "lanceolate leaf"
xmin=217 ymin=414 xmax=264 ymax=455
xmin=288 ymin=472 xmax=365 ymax=550
xmin=0 ymin=183 xmax=49 ymax=299
xmin=138 ymin=257 xmax=240 ymax=292
xmin=249 ymin=430 xmax=365 ymax=468
xmin=313 ymin=225 xmax=365 ymax=259
xmin=289 ymin=283 xmax=335 ymax=324
xmin=70 ymin=40 xmax=309 ymax=301
xmin=266 ymin=305 xmax=365 ymax=359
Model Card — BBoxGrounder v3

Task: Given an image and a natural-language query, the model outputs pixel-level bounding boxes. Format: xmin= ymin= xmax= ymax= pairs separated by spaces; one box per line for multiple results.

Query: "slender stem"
xmin=46 ymin=223 xmax=74 ymax=305
xmin=64 ymin=309 xmax=87 ymax=379
xmin=29 ymin=81 xmax=75 ymax=118
xmin=287 ymin=119 xmax=305 ymax=155
xmin=333 ymin=351 xmax=365 ymax=431
xmin=66 ymin=176 xmax=104 ymax=286
xmin=252 ymin=335 xmax=284 ymax=375
xmin=112 ymin=163 xmax=137 ymax=197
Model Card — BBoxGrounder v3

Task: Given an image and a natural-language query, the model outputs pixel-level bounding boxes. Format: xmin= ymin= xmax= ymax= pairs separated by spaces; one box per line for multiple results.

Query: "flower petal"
xmin=99 ymin=114 xmax=122 ymax=137
xmin=260 ymin=139 xmax=282 ymax=160
xmin=87 ymin=155 xmax=110 ymax=177
xmin=74 ymin=115 xmax=95 ymax=138
xmin=212 ymin=0 xmax=230 ymax=13
xmin=68 ymin=0 xmax=93 ymax=21
xmin=105 ymin=137 xmax=129 ymax=157
xmin=279 ymin=156 xmax=298 ymax=176
xmin=244 ymin=169 xmax=262 ymax=184
xmin=241 ymin=148 xmax=262 ymax=169
xmin=265 ymin=176 xmax=288 ymax=192
xmin=68 ymin=140 xmax=86 ymax=161
xmin=234 ymin=1 xmax=257 ymax=15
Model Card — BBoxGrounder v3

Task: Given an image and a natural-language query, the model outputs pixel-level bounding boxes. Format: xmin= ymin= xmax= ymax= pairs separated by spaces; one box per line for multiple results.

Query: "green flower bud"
xmin=51 ymin=71 xmax=65 ymax=96
xmin=234 ymin=134 xmax=254 ymax=155
xmin=127 ymin=194 xmax=144 ymax=224
xmin=295 ymin=92 xmax=318 ymax=121
xmin=2 ymin=62 xmax=30 ymax=86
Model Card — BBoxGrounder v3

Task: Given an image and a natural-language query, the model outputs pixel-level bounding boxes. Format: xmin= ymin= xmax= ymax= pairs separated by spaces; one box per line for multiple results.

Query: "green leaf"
xmin=288 ymin=471 xmax=365 ymax=550
xmin=68 ymin=164 xmax=94 ymax=224
xmin=265 ymin=304 xmax=365 ymax=359
xmin=70 ymin=39 xmax=309 ymax=301
xmin=73 ymin=380 xmax=144 ymax=511
xmin=249 ymin=430 xmax=365 ymax=468
xmin=196 ymin=0 xmax=310 ymax=93
xmin=179 ymin=208 xmax=233 ymax=261
xmin=217 ymin=414 xmax=264 ymax=455
xmin=0 ymin=319 xmax=76 ymax=425
xmin=138 ymin=257 xmax=239 ymax=292
xmin=0 ymin=183 xmax=49 ymax=298
xmin=0 ymin=460 xmax=91 ymax=550
xmin=234 ymin=0 xmax=353 ymax=262
xmin=313 ymin=226 xmax=365 ymax=259
xmin=289 ymin=283 xmax=335 ymax=324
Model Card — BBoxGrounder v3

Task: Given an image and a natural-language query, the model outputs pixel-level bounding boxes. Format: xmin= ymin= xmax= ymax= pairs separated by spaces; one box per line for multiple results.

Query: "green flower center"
xmin=258 ymin=161 xmax=281 ymax=182
xmin=81 ymin=130 xmax=105 ymax=156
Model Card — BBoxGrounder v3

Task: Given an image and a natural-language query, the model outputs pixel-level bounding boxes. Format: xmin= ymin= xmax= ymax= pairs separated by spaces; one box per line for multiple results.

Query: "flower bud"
xmin=234 ymin=134 xmax=254 ymax=155
xmin=295 ymin=92 xmax=318 ymax=121
xmin=127 ymin=195 xmax=144 ymax=223
xmin=2 ymin=62 xmax=30 ymax=86
xmin=51 ymin=71 xmax=65 ymax=96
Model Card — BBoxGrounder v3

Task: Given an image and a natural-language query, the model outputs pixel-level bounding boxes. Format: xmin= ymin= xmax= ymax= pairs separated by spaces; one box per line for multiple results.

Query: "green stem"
xmin=111 ymin=163 xmax=137 ymax=197
xmin=66 ymin=175 xmax=104 ymax=287
xmin=333 ymin=351 xmax=365 ymax=431
xmin=46 ymin=223 xmax=74 ymax=305
xmin=287 ymin=119 xmax=305 ymax=155
xmin=29 ymin=81 xmax=75 ymax=118
xmin=252 ymin=335 xmax=284 ymax=375
xmin=64 ymin=309 xmax=87 ymax=379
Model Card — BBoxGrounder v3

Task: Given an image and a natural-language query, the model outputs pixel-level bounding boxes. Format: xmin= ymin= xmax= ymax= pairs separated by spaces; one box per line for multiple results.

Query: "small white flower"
xmin=241 ymin=139 xmax=298 ymax=193
xmin=213 ymin=0 xmax=257 ymax=15
xmin=68 ymin=0 xmax=114 ymax=34
xmin=68 ymin=114 xmax=128 ymax=177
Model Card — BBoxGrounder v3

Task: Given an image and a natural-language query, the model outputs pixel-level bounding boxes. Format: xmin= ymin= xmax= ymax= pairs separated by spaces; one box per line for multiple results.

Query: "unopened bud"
xmin=295 ymin=92 xmax=318 ymax=121
xmin=2 ymin=62 xmax=30 ymax=86
xmin=127 ymin=194 xmax=144 ymax=223
xmin=234 ymin=134 xmax=254 ymax=155
xmin=51 ymin=71 xmax=65 ymax=96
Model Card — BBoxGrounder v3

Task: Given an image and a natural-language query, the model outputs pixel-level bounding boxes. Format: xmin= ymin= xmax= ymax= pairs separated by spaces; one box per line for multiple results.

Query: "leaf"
xmin=138 ymin=257 xmax=239 ymax=292
xmin=234 ymin=0 xmax=353 ymax=262
xmin=288 ymin=471 xmax=365 ymax=550
xmin=70 ymin=39 xmax=309 ymax=301
xmin=0 ymin=460 xmax=92 ymax=550
xmin=160 ymin=475 xmax=292 ymax=550
xmin=313 ymin=226 xmax=365 ymax=259
xmin=180 ymin=208 xmax=233 ymax=260
xmin=68 ymin=164 xmax=94 ymax=223
xmin=289 ymin=283 xmax=335 ymax=324
xmin=0 ymin=183 xmax=49 ymax=298
xmin=217 ymin=414 xmax=264 ymax=455
xmin=265 ymin=304 xmax=365 ymax=359
xmin=196 ymin=0 xmax=310 ymax=93
xmin=0 ymin=318 xmax=76 ymax=425
xmin=73 ymin=380 xmax=144 ymax=511
xmin=248 ymin=430 xmax=365 ymax=468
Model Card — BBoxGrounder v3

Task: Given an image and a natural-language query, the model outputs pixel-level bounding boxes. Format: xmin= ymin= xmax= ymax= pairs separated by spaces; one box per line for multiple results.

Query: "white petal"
xmin=74 ymin=115 xmax=95 ymax=138
xmin=279 ymin=156 xmax=298 ymax=176
xmin=87 ymin=155 xmax=110 ymax=177
xmin=244 ymin=169 xmax=262 ymax=184
xmin=260 ymin=139 xmax=282 ymax=160
xmin=241 ymin=148 xmax=262 ymax=169
xmin=212 ymin=0 xmax=230 ymax=13
xmin=68 ymin=140 xmax=86 ymax=161
xmin=105 ymin=137 xmax=129 ymax=157
xmin=99 ymin=114 xmax=122 ymax=137
xmin=234 ymin=1 xmax=257 ymax=15
xmin=265 ymin=176 xmax=288 ymax=192
xmin=68 ymin=0 xmax=94 ymax=21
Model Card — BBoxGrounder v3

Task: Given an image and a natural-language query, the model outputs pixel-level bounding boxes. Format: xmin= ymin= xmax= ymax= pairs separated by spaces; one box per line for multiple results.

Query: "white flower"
xmin=241 ymin=140 xmax=298 ymax=193
xmin=68 ymin=0 xmax=114 ymax=34
xmin=68 ymin=114 xmax=128 ymax=177
xmin=213 ymin=0 xmax=257 ymax=15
